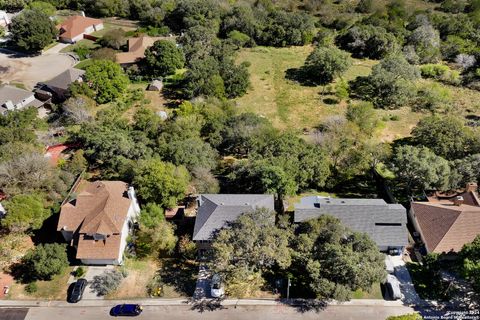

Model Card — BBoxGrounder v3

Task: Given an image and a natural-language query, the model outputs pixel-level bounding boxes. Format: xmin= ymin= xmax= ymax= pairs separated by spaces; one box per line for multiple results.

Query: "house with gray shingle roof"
xmin=0 ymin=85 xmax=44 ymax=115
xmin=193 ymin=194 xmax=275 ymax=251
xmin=40 ymin=68 xmax=85 ymax=101
xmin=294 ymin=196 xmax=408 ymax=253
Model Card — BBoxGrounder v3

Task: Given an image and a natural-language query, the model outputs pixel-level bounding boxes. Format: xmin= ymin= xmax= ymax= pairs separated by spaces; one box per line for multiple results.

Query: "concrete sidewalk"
xmin=0 ymin=298 xmax=406 ymax=308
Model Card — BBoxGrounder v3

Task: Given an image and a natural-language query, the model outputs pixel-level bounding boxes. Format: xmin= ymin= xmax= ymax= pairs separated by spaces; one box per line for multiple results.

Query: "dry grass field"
xmin=235 ymin=45 xmax=480 ymax=141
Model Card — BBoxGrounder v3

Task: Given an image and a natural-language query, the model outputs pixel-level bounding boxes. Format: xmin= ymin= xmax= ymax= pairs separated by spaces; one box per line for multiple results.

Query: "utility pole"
xmin=286 ymin=277 xmax=291 ymax=300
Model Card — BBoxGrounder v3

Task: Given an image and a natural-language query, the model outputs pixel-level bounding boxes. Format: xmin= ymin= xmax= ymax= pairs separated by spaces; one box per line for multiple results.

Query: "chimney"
xmin=80 ymin=10 xmax=86 ymax=17
xmin=466 ymin=182 xmax=478 ymax=193
xmin=453 ymin=196 xmax=464 ymax=206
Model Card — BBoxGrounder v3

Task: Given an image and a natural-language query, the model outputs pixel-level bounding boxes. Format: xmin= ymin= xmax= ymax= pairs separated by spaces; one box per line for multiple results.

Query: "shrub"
xmin=91 ymin=270 xmax=124 ymax=296
xmin=178 ymin=235 xmax=197 ymax=260
xmin=91 ymin=48 xmax=117 ymax=61
xmin=73 ymin=45 xmax=91 ymax=60
xmin=420 ymin=64 xmax=461 ymax=85
xmin=74 ymin=266 xmax=86 ymax=278
xmin=25 ymin=282 xmax=38 ymax=294
xmin=420 ymin=64 xmax=449 ymax=78
xmin=146 ymin=275 xmax=163 ymax=297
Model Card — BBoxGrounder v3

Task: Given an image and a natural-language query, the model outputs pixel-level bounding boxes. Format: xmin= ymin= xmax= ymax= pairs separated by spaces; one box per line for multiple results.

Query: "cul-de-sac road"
xmin=0 ymin=304 xmax=416 ymax=320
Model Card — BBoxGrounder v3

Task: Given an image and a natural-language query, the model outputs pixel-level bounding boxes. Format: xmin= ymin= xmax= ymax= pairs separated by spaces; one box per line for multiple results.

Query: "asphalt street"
xmin=8 ymin=304 xmax=416 ymax=320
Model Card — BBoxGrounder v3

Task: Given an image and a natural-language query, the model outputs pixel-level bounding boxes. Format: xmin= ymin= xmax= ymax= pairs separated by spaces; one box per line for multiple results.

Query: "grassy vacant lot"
xmin=352 ymin=283 xmax=383 ymax=299
xmin=236 ymin=46 xmax=480 ymax=140
xmin=7 ymin=267 xmax=73 ymax=300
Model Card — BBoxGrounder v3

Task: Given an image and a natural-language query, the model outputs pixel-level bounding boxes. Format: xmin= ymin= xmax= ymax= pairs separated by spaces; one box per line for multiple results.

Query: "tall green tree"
xmin=303 ymin=46 xmax=352 ymax=85
xmin=135 ymin=203 xmax=177 ymax=257
xmin=84 ymin=60 xmax=129 ymax=104
xmin=9 ymin=9 xmax=56 ymax=52
xmin=390 ymin=145 xmax=451 ymax=192
xmin=133 ymin=158 xmax=190 ymax=208
xmin=350 ymin=54 xmax=419 ymax=109
xmin=460 ymin=235 xmax=480 ymax=293
xmin=210 ymin=208 xmax=292 ymax=296
xmin=144 ymin=40 xmax=185 ymax=78
xmin=2 ymin=194 xmax=49 ymax=232
xmin=22 ymin=243 xmax=69 ymax=281
xmin=292 ymin=215 xmax=386 ymax=301
xmin=27 ymin=1 xmax=55 ymax=15
xmin=412 ymin=116 xmax=478 ymax=160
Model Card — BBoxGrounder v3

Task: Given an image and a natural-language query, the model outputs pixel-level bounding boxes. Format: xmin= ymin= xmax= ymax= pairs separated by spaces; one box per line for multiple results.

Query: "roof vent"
xmin=220 ymin=202 xmax=224 ymax=205
xmin=245 ymin=202 xmax=249 ymax=205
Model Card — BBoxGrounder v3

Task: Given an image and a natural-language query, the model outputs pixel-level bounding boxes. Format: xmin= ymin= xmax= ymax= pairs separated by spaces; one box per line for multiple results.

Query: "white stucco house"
xmin=57 ymin=180 xmax=141 ymax=265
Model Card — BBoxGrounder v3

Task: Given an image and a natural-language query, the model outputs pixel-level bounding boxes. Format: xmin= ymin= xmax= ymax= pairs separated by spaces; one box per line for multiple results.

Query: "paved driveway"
xmin=82 ymin=266 xmax=114 ymax=300
xmin=193 ymin=265 xmax=211 ymax=300
xmin=0 ymin=48 xmax=75 ymax=90
xmin=390 ymin=256 xmax=423 ymax=306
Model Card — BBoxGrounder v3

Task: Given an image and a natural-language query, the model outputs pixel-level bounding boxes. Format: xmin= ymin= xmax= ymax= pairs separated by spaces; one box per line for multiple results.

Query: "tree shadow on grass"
xmin=285 ymin=68 xmax=319 ymax=87
xmin=9 ymin=262 xmax=32 ymax=284
xmin=159 ymin=258 xmax=198 ymax=296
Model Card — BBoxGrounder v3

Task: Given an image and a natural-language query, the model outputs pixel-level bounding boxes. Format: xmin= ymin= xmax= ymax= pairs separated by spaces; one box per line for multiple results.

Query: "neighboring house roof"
xmin=57 ymin=181 xmax=132 ymax=260
xmin=42 ymin=68 xmax=85 ymax=91
xmin=57 ymin=16 xmax=102 ymax=40
xmin=193 ymin=194 xmax=275 ymax=241
xmin=0 ymin=85 xmax=43 ymax=112
xmin=411 ymin=184 xmax=480 ymax=253
xmin=294 ymin=196 xmax=408 ymax=248
xmin=116 ymin=36 xmax=162 ymax=64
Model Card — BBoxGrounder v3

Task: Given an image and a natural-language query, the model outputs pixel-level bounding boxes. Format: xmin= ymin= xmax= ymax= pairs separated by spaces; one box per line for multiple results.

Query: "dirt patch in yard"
xmin=108 ymin=259 xmax=158 ymax=299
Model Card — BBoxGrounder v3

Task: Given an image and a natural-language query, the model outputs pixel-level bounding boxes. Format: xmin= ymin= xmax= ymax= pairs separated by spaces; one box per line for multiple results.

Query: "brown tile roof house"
xmin=57 ymin=15 xmax=103 ymax=43
xmin=116 ymin=36 xmax=162 ymax=65
xmin=57 ymin=180 xmax=140 ymax=265
xmin=410 ymin=183 xmax=480 ymax=254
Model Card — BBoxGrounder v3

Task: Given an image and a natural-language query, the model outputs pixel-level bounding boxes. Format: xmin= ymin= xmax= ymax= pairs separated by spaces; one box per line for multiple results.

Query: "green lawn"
xmin=60 ymin=39 xmax=99 ymax=53
xmin=351 ymin=283 xmax=383 ymax=299
xmin=74 ymin=59 xmax=94 ymax=70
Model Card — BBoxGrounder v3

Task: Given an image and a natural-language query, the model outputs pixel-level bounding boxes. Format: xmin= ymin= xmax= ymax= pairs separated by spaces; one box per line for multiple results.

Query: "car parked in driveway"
xmin=110 ymin=304 xmax=143 ymax=317
xmin=210 ymin=274 xmax=225 ymax=298
xmin=386 ymin=274 xmax=402 ymax=300
xmin=68 ymin=278 xmax=87 ymax=303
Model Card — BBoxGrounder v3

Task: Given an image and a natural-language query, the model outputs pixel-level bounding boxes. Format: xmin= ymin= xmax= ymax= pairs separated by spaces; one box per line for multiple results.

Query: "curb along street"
xmin=0 ymin=298 xmax=409 ymax=308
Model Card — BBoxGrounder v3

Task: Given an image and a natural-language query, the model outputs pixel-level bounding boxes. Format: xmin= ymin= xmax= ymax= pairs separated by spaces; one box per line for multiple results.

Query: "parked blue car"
xmin=110 ymin=304 xmax=143 ymax=316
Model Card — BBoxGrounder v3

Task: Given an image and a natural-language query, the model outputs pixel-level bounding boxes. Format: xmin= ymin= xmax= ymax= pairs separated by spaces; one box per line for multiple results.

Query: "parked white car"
xmin=210 ymin=274 xmax=225 ymax=298
xmin=386 ymin=274 xmax=402 ymax=300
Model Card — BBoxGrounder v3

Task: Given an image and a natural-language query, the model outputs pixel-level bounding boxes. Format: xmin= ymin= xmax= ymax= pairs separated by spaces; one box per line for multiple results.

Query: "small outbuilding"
xmin=147 ymin=80 xmax=163 ymax=91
